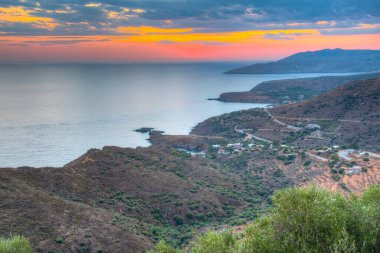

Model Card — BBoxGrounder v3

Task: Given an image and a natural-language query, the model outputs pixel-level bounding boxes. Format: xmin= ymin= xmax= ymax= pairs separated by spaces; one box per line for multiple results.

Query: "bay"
xmin=0 ymin=63 xmax=345 ymax=167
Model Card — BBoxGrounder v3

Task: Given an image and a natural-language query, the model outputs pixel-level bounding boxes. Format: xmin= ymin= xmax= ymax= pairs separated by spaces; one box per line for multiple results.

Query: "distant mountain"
xmin=225 ymin=49 xmax=380 ymax=74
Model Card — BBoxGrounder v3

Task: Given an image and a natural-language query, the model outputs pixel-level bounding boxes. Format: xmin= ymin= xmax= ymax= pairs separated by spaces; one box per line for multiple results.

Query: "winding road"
xmin=264 ymin=108 xmax=302 ymax=131
xmin=234 ymin=126 xmax=273 ymax=144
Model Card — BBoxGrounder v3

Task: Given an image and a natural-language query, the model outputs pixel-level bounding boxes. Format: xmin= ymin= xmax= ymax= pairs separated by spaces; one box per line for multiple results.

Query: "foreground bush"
xmin=151 ymin=185 xmax=380 ymax=253
xmin=0 ymin=236 xmax=32 ymax=253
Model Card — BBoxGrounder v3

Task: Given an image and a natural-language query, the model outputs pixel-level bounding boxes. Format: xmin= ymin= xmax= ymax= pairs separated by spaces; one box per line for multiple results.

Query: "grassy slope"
xmin=1 ymin=144 xmax=303 ymax=252
xmin=0 ymin=137 xmax=329 ymax=252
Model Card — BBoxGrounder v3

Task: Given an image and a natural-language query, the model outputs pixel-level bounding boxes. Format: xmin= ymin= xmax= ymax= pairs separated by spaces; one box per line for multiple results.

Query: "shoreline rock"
xmin=134 ymin=127 xmax=154 ymax=133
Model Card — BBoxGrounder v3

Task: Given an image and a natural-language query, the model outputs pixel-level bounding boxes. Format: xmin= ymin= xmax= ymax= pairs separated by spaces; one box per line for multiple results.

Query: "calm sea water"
xmin=0 ymin=63 xmax=344 ymax=167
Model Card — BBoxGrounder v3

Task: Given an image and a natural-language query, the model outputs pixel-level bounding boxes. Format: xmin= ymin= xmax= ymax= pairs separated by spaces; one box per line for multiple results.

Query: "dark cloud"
xmin=0 ymin=0 xmax=379 ymax=36
xmin=0 ymin=22 xmax=54 ymax=36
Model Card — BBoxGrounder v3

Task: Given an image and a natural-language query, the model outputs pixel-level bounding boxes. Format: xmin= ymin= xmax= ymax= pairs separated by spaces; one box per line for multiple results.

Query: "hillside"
xmin=225 ymin=49 xmax=380 ymax=74
xmin=0 ymin=145 xmax=245 ymax=252
xmin=271 ymin=78 xmax=380 ymax=121
xmin=195 ymin=78 xmax=380 ymax=151
xmin=1 ymin=142 xmax=318 ymax=252
xmin=269 ymin=78 xmax=380 ymax=149
xmin=218 ymin=72 xmax=380 ymax=104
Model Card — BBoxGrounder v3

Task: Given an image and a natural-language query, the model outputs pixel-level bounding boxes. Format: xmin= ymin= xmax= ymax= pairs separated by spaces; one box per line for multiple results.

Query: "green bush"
xmin=0 ymin=236 xmax=32 ymax=253
xmin=150 ymin=185 xmax=380 ymax=253
xmin=190 ymin=230 xmax=235 ymax=253
xmin=303 ymin=160 xmax=311 ymax=167
xmin=173 ymin=216 xmax=184 ymax=225
xmin=54 ymin=237 xmax=64 ymax=244
xmin=332 ymin=174 xmax=340 ymax=181
xmin=148 ymin=241 xmax=180 ymax=253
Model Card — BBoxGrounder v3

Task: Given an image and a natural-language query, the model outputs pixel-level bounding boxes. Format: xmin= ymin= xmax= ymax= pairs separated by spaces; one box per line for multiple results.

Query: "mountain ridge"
xmin=225 ymin=49 xmax=380 ymax=74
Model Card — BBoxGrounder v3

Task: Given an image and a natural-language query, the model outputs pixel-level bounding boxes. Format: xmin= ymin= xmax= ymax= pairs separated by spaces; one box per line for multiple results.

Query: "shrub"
xmin=54 ymin=237 xmax=64 ymax=244
xmin=151 ymin=185 xmax=380 ymax=253
xmin=348 ymin=143 xmax=359 ymax=150
xmin=266 ymin=186 xmax=350 ymax=252
xmin=190 ymin=231 xmax=235 ymax=253
xmin=148 ymin=241 xmax=179 ymax=253
xmin=185 ymin=213 xmax=193 ymax=220
xmin=173 ymin=216 xmax=184 ymax=226
xmin=0 ymin=236 xmax=32 ymax=253
xmin=303 ymin=160 xmax=311 ymax=167
xmin=330 ymin=154 xmax=339 ymax=162
xmin=332 ymin=174 xmax=340 ymax=181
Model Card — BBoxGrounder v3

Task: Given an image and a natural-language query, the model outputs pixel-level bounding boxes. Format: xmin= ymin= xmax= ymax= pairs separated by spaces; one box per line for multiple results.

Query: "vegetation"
xmin=0 ymin=236 xmax=32 ymax=253
xmin=152 ymin=185 xmax=380 ymax=253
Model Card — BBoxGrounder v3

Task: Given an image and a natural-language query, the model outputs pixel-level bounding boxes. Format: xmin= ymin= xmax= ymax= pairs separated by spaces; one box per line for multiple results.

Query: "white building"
xmin=305 ymin=124 xmax=321 ymax=130
xmin=346 ymin=166 xmax=362 ymax=175
xmin=227 ymin=143 xmax=242 ymax=149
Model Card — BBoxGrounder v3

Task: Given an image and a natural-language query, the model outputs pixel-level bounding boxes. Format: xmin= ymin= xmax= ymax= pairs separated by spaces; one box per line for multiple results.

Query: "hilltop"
xmin=225 ymin=49 xmax=380 ymax=74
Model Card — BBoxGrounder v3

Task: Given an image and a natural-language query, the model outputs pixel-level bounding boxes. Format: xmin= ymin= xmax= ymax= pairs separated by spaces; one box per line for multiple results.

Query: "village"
xmin=177 ymin=127 xmax=380 ymax=188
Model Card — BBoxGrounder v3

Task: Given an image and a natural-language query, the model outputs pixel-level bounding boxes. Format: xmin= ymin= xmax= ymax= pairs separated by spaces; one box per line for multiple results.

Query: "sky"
xmin=0 ymin=0 xmax=380 ymax=62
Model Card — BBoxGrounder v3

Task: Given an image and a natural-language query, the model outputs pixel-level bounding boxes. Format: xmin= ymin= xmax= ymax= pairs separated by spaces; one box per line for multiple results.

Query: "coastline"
xmin=1 ymin=75 xmax=379 ymax=252
xmin=4 ymin=71 xmax=380 ymax=169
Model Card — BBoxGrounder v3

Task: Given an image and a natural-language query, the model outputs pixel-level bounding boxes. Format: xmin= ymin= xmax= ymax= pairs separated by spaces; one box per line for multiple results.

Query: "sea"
xmin=0 ymin=62 xmax=345 ymax=167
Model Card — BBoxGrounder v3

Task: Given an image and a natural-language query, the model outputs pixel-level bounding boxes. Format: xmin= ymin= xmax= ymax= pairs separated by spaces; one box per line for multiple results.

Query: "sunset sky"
xmin=0 ymin=0 xmax=379 ymax=62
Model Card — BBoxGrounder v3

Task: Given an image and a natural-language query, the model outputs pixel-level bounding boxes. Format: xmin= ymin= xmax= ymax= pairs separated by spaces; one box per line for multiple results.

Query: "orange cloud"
xmin=358 ymin=23 xmax=378 ymax=29
xmin=1 ymin=32 xmax=379 ymax=62
xmin=316 ymin=20 xmax=336 ymax=26
xmin=131 ymin=8 xmax=145 ymax=13
xmin=316 ymin=20 xmax=329 ymax=25
xmin=116 ymin=26 xmax=319 ymax=43
xmin=0 ymin=6 xmax=58 ymax=29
